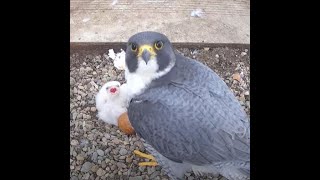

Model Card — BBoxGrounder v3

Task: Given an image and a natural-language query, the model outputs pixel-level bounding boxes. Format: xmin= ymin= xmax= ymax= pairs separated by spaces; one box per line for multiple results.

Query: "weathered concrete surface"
xmin=70 ymin=0 xmax=250 ymax=44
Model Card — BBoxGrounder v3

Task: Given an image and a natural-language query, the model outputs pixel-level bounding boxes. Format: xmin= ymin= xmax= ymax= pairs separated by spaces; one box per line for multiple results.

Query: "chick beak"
xmin=110 ymin=87 xmax=117 ymax=93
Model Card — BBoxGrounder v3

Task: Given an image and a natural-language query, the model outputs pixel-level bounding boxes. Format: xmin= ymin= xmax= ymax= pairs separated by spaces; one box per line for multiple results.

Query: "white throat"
xmin=125 ymin=57 xmax=174 ymax=99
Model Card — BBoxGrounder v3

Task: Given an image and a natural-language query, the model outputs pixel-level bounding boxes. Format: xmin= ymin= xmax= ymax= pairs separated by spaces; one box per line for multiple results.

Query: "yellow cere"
xmin=137 ymin=45 xmax=157 ymax=57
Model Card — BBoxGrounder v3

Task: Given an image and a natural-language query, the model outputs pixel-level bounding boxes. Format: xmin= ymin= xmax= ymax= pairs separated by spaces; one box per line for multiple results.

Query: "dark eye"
xmin=131 ymin=43 xmax=137 ymax=51
xmin=155 ymin=41 xmax=163 ymax=50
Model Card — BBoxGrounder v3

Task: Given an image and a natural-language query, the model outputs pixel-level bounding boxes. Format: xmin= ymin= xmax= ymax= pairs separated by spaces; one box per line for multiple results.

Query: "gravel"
xmin=70 ymin=46 xmax=250 ymax=179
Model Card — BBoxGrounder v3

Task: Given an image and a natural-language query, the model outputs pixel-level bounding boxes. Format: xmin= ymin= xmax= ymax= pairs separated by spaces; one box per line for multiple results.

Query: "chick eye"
xmin=155 ymin=41 xmax=163 ymax=50
xmin=131 ymin=43 xmax=137 ymax=51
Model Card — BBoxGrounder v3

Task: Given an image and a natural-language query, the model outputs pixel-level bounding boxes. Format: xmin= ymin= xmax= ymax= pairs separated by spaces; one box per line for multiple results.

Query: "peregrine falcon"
xmin=124 ymin=31 xmax=250 ymax=180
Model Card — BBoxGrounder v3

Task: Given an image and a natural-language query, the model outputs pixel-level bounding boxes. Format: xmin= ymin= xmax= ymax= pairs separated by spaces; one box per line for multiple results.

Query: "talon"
xmin=134 ymin=150 xmax=156 ymax=161
xmin=134 ymin=150 xmax=158 ymax=166
xmin=138 ymin=162 xmax=158 ymax=166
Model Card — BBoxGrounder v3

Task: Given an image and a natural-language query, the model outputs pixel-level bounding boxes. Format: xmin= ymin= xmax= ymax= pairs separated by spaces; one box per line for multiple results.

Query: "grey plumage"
xmin=126 ymin=31 xmax=250 ymax=180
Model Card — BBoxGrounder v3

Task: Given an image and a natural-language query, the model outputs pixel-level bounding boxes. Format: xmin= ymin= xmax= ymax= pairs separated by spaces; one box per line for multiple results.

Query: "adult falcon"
xmin=124 ymin=31 xmax=250 ymax=180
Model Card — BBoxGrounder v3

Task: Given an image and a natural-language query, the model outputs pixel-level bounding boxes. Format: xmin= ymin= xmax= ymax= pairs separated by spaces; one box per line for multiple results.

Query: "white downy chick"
xmin=95 ymin=81 xmax=129 ymax=126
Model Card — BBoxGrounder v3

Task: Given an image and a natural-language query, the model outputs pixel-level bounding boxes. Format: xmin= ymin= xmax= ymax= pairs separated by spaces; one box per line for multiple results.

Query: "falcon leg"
xmin=134 ymin=150 xmax=158 ymax=166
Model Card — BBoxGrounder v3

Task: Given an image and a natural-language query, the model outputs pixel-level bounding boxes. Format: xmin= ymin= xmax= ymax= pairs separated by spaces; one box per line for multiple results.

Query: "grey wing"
xmin=128 ymin=82 xmax=249 ymax=166
xmin=173 ymin=54 xmax=250 ymax=138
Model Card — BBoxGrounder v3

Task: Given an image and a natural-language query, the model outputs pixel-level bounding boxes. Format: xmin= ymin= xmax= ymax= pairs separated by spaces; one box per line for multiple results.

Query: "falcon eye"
xmin=131 ymin=43 xmax=137 ymax=52
xmin=154 ymin=41 xmax=163 ymax=50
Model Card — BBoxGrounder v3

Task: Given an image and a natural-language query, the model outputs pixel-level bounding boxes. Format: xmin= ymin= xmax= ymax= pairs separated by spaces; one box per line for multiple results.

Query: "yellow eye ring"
xmin=154 ymin=41 xmax=163 ymax=50
xmin=131 ymin=43 xmax=137 ymax=52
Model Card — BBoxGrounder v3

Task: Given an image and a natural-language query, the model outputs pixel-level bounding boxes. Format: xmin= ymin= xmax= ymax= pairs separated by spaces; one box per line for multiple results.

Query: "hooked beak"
xmin=141 ymin=50 xmax=151 ymax=64
xmin=138 ymin=45 xmax=156 ymax=64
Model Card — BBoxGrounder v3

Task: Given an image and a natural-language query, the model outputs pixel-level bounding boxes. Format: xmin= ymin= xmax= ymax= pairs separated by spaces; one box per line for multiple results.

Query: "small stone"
xmin=246 ymin=101 xmax=250 ymax=108
xmin=83 ymin=173 xmax=90 ymax=180
xmin=89 ymin=174 xmax=95 ymax=180
xmin=119 ymin=148 xmax=127 ymax=156
xmin=129 ymin=176 xmax=143 ymax=180
xmin=244 ymin=91 xmax=249 ymax=96
xmin=73 ymin=87 xmax=78 ymax=94
xmin=90 ymin=107 xmax=96 ymax=112
xmin=126 ymin=157 xmax=133 ymax=163
xmin=240 ymin=96 xmax=246 ymax=102
xmin=150 ymin=171 xmax=160 ymax=179
xmin=96 ymin=168 xmax=106 ymax=176
xmin=71 ymin=140 xmax=79 ymax=146
xmin=81 ymin=162 xmax=93 ymax=172
xmin=72 ymin=112 xmax=78 ymax=120
xmin=71 ymin=176 xmax=78 ymax=180
xmin=116 ymin=162 xmax=126 ymax=169
xmin=215 ymin=54 xmax=219 ymax=58
xmin=97 ymin=149 xmax=104 ymax=156
xmin=241 ymin=52 xmax=247 ymax=56
xmin=203 ymin=47 xmax=210 ymax=51
xmin=104 ymin=134 xmax=111 ymax=139
xmin=76 ymin=155 xmax=84 ymax=161
xmin=147 ymin=167 xmax=155 ymax=174
xmin=105 ymin=167 xmax=110 ymax=171
xmin=119 ymin=156 xmax=126 ymax=160
xmin=101 ymin=161 xmax=107 ymax=168
xmin=105 ymin=158 xmax=111 ymax=164
xmin=110 ymin=164 xmax=117 ymax=171
xmin=86 ymin=67 xmax=93 ymax=72
xmin=113 ymin=139 xmax=120 ymax=145
xmin=232 ymin=73 xmax=241 ymax=82
xmin=72 ymin=151 xmax=77 ymax=157
xmin=134 ymin=141 xmax=144 ymax=150
xmin=88 ymin=134 xmax=94 ymax=140
xmin=91 ymin=152 xmax=98 ymax=162
xmin=91 ymin=165 xmax=99 ymax=172
xmin=78 ymin=85 xmax=84 ymax=90
xmin=70 ymin=77 xmax=76 ymax=86
xmin=138 ymin=166 xmax=145 ymax=172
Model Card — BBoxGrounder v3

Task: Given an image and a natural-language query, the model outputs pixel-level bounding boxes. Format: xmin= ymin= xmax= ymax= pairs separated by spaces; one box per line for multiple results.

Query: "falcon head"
xmin=101 ymin=81 xmax=121 ymax=97
xmin=95 ymin=81 xmax=122 ymax=112
xmin=125 ymin=31 xmax=176 ymax=79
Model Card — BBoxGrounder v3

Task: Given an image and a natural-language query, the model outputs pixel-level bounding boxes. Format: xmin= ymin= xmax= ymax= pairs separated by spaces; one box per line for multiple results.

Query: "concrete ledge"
xmin=70 ymin=42 xmax=250 ymax=55
xmin=71 ymin=0 xmax=250 ymax=44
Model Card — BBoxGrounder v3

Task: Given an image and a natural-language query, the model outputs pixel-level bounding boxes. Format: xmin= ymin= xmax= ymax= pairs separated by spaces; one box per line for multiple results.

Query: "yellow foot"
xmin=134 ymin=150 xmax=158 ymax=166
xmin=138 ymin=161 xmax=158 ymax=166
